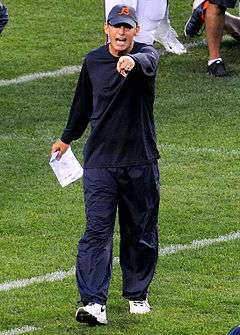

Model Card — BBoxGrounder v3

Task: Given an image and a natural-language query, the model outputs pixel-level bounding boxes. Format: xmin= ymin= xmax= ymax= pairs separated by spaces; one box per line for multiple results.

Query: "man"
xmin=0 ymin=1 xmax=8 ymax=34
xmin=51 ymin=4 xmax=160 ymax=326
xmin=184 ymin=0 xmax=238 ymax=77
xmin=104 ymin=0 xmax=186 ymax=54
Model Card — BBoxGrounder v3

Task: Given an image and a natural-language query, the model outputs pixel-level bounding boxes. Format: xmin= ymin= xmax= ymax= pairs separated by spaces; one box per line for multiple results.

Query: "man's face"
xmin=104 ymin=23 xmax=139 ymax=57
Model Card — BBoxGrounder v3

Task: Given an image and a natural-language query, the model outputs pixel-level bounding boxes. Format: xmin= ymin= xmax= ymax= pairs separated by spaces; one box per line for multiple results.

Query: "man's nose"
xmin=118 ymin=26 xmax=125 ymax=34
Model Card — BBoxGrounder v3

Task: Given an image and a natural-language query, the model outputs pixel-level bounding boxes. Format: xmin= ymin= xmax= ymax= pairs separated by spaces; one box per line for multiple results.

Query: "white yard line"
xmin=0 ymin=231 xmax=239 ymax=292
xmin=0 ymin=65 xmax=82 ymax=87
xmin=0 ymin=40 xmax=207 ymax=87
xmin=159 ymin=143 xmax=240 ymax=157
xmin=0 ymin=326 xmax=39 ymax=335
xmin=159 ymin=231 xmax=240 ymax=256
xmin=0 ymin=268 xmax=75 ymax=292
xmin=0 ymin=133 xmax=239 ymax=159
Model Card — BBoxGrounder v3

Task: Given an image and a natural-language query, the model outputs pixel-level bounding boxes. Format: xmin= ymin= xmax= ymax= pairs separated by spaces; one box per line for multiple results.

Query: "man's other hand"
xmin=51 ymin=139 xmax=69 ymax=161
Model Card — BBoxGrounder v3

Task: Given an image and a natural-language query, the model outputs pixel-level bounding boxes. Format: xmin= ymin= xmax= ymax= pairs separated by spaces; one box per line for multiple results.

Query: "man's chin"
xmin=109 ymin=41 xmax=134 ymax=57
xmin=115 ymin=45 xmax=131 ymax=54
xmin=115 ymin=45 xmax=128 ymax=51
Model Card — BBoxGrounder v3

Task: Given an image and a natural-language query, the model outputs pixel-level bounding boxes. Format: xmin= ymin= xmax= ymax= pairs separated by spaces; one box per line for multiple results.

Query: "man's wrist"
xmin=60 ymin=136 xmax=71 ymax=145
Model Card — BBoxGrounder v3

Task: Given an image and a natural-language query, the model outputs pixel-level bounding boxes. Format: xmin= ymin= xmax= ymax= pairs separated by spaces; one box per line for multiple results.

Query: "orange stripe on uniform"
xmin=201 ymin=0 xmax=209 ymax=21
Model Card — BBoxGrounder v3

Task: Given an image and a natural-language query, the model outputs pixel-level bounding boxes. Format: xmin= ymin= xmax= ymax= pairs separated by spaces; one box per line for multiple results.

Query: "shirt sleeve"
xmin=60 ymin=59 xmax=93 ymax=144
xmin=129 ymin=45 xmax=159 ymax=77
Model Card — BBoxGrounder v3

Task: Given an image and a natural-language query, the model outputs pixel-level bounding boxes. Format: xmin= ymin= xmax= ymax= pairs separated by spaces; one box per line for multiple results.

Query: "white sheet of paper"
xmin=49 ymin=147 xmax=83 ymax=187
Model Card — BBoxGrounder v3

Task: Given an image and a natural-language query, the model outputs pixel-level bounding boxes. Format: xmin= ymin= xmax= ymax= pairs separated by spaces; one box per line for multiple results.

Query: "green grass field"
xmin=0 ymin=1 xmax=240 ymax=334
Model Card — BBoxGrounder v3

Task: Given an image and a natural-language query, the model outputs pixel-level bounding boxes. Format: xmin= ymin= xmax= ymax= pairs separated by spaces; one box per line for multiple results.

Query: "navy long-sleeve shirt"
xmin=61 ymin=42 xmax=160 ymax=168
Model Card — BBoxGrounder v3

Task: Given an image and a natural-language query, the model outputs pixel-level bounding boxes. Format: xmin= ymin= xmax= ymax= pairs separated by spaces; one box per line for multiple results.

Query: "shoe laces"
xmin=132 ymin=300 xmax=149 ymax=307
xmin=159 ymin=27 xmax=178 ymax=42
xmin=167 ymin=27 xmax=178 ymax=39
xmin=88 ymin=302 xmax=96 ymax=306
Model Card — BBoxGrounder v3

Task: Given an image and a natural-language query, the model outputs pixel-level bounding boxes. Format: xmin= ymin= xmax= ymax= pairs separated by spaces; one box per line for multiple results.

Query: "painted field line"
xmin=0 ymin=231 xmax=239 ymax=293
xmin=0 ymin=326 xmax=39 ymax=335
xmin=1 ymin=132 xmax=238 ymax=159
xmin=159 ymin=231 xmax=240 ymax=256
xmin=0 ymin=39 xmax=207 ymax=87
xmin=0 ymin=267 xmax=75 ymax=292
xmin=0 ymin=65 xmax=82 ymax=87
xmin=159 ymin=143 xmax=240 ymax=157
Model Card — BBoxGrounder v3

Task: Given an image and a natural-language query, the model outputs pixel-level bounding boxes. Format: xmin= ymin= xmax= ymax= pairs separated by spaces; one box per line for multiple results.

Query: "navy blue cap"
xmin=107 ymin=4 xmax=138 ymax=28
xmin=227 ymin=325 xmax=240 ymax=335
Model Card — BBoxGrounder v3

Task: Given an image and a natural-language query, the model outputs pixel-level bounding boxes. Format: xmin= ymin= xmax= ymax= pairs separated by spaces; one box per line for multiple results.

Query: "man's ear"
xmin=104 ymin=23 xmax=109 ymax=35
xmin=135 ymin=25 xmax=140 ymax=36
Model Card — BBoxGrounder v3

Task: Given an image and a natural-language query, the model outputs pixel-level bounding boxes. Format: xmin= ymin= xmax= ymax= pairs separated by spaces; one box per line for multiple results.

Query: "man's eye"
xmin=113 ymin=24 xmax=132 ymax=30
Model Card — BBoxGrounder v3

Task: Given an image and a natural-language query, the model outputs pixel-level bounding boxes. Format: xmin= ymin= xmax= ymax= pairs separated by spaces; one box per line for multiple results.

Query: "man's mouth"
xmin=116 ymin=37 xmax=127 ymax=45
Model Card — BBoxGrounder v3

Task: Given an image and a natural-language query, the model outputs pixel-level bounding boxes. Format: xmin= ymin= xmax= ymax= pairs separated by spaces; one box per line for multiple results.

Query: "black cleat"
xmin=184 ymin=1 xmax=208 ymax=37
xmin=0 ymin=4 xmax=9 ymax=34
xmin=207 ymin=60 xmax=228 ymax=77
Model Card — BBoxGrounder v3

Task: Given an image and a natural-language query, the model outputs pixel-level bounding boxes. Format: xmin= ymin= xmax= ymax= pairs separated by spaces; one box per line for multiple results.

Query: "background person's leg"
xmin=205 ymin=3 xmax=225 ymax=60
xmin=205 ymin=3 xmax=228 ymax=76
xmin=135 ymin=0 xmax=159 ymax=45
xmin=154 ymin=4 xmax=187 ymax=54
xmin=135 ymin=0 xmax=167 ymax=44
xmin=137 ymin=0 xmax=186 ymax=54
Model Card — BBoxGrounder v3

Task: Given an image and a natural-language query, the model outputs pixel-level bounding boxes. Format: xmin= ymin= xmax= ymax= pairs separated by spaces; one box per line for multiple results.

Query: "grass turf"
xmin=0 ymin=0 xmax=240 ymax=334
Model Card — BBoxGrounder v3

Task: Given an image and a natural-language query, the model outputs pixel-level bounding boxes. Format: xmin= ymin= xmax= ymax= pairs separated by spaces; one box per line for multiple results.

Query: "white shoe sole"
xmin=129 ymin=300 xmax=151 ymax=314
xmin=130 ymin=309 xmax=151 ymax=314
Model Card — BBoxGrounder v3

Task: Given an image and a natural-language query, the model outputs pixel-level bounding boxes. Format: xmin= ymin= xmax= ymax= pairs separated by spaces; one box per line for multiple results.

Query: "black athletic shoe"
xmin=75 ymin=302 xmax=107 ymax=326
xmin=184 ymin=1 xmax=207 ymax=37
xmin=207 ymin=60 xmax=228 ymax=77
xmin=0 ymin=4 xmax=9 ymax=34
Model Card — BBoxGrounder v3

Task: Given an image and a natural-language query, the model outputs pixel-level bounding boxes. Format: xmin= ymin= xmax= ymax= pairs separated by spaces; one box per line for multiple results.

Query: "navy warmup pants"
xmin=76 ymin=163 xmax=160 ymax=305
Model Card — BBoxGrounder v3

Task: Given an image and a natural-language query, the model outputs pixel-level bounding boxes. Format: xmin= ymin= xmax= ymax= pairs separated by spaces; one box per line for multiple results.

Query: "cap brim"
xmin=108 ymin=17 xmax=137 ymax=28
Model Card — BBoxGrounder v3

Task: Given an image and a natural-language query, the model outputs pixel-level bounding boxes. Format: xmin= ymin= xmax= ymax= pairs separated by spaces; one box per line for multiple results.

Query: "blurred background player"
xmin=104 ymin=0 xmax=186 ymax=54
xmin=0 ymin=1 xmax=8 ymax=34
xmin=185 ymin=0 xmax=238 ymax=77
xmin=185 ymin=1 xmax=240 ymax=42
xmin=224 ymin=11 xmax=240 ymax=41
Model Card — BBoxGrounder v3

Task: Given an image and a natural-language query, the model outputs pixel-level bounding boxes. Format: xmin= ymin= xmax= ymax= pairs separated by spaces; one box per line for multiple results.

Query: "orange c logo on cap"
xmin=118 ymin=6 xmax=130 ymax=16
